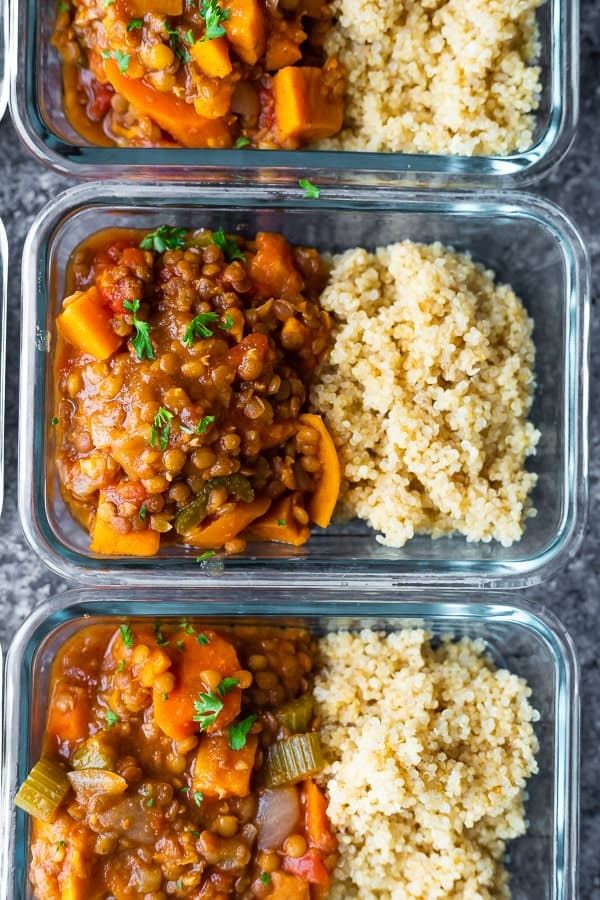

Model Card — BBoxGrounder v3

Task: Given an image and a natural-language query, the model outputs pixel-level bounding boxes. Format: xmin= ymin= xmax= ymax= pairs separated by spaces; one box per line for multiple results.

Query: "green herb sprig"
xmin=123 ymin=299 xmax=155 ymax=360
xmin=192 ymin=690 xmax=224 ymax=730
xmin=199 ymin=0 xmax=230 ymax=41
xmin=151 ymin=406 xmax=174 ymax=450
xmin=228 ymin=714 xmax=257 ymax=750
xmin=213 ymin=228 xmax=245 ymax=262
xmin=139 ymin=225 xmax=187 ymax=253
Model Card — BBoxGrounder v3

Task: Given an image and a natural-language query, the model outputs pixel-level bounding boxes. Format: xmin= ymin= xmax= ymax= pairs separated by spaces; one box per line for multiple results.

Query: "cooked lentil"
xmin=22 ymin=623 xmax=336 ymax=899
xmin=311 ymin=240 xmax=540 ymax=547
xmin=54 ymin=226 xmax=340 ymax=556
xmin=314 ymin=629 xmax=539 ymax=899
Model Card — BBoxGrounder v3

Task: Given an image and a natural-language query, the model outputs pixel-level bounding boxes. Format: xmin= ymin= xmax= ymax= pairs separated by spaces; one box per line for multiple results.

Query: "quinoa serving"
xmin=53 ymin=226 xmax=341 ymax=557
xmin=314 ymin=629 xmax=539 ymax=899
xmin=319 ymin=0 xmax=544 ymax=156
xmin=17 ymin=622 xmax=337 ymax=899
xmin=310 ymin=240 xmax=541 ymax=547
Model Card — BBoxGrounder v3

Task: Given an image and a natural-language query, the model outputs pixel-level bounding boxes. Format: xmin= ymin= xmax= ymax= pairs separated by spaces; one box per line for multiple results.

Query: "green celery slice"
xmin=15 ymin=758 xmax=71 ymax=822
xmin=264 ymin=732 xmax=324 ymax=787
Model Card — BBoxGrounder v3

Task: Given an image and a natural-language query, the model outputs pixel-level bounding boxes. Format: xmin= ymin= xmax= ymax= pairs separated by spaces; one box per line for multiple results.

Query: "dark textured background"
xmin=0 ymin=2 xmax=598 ymax=893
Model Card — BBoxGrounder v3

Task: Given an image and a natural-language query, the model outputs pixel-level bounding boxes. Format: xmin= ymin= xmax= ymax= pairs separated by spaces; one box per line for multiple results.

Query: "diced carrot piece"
xmin=104 ymin=58 xmax=231 ymax=148
xmin=183 ymin=497 xmax=271 ymax=550
xmin=192 ymin=733 xmax=258 ymax=799
xmin=246 ymin=494 xmax=310 ymax=546
xmin=269 ymin=871 xmax=311 ymax=900
xmin=46 ymin=680 xmax=91 ymax=750
xmin=249 ymin=232 xmax=304 ymax=300
xmin=273 ymin=66 xmax=343 ymax=143
xmin=90 ymin=512 xmax=161 ymax=557
xmin=57 ymin=287 xmax=122 ymax=361
xmin=224 ymin=0 xmax=266 ymax=64
xmin=304 ymin=780 xmax=336 ymax=853
xmin=299 ymin=414 xmax=340 ymax=528
xmin=153 ymin=630 xmax=242 ymax=741
xmin=193 ymin=80 xmax=234 ymax=119
xmin=191 ymin=36 xmax=233 ymax=78
xmin=283 ymin=849 xmax=330 ymax=886
xmin=31 ymin=816 xmax=95 ymax=900
xmin=128 ymin=0 xmax=182 ymax=13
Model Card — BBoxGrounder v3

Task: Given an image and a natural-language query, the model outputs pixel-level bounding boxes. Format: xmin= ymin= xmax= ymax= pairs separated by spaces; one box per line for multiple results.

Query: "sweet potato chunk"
xmin=224 ymin=0 xmax=266 ymax=64
xmin=193 ymin=733 xmax=258 ymax=799
xmin=57 ymin=287 xmax=122 ymax=361
xmin=191 ymin=37 xmax=233 ymax=78
xmin=273 ymin=66 xmax=343 ymax=143
xmin=90 ymin=509 xmax=160 ymax=557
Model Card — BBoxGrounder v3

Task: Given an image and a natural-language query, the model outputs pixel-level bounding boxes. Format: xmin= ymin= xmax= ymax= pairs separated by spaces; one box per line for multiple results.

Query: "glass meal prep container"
xmin=0 ymin=587 xmax=580 ymax=899
xmin=18 ymin=183 xmax=589 ymax=587
xmin=8 ymin=0 xmax=578 ymax=185
xmin=0 ymin=215 xmax=7 ymax=518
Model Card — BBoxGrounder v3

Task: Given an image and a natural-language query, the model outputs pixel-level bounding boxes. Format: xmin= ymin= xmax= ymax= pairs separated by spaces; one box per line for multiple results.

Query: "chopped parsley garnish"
xmin=221 ymin=312 xmax=234 ymax=330
xmin=179 ymin=785 xmax=188 ymax=793
xmin=193 ymin=791 xmax=204 ymax=807
xmin=277 ymin=519 xmax=287 ymax=527
xmin=123 ymin=299 xmax=154 ymax=360
xmin=55 ymin=840 xmax=68 ymax=850
xmin=199 ymin=0 xmax=230 ymax=41
xmin=127 ymin=17 xmax=143 ymax=30
xmin=161 ymin=692 xmax=169 ymax=701
xmin=176 ymin=639 xmax=185 ymax=652
xmin=154 ymin=623 xmax=169 ymax=646
xmin=116 ymin=659 xmax=126 ymax=673
xmin=192 ymin=690 xmax=224 ymax=730
xmin=213 ymin=228 xmax=245 ymax=262
xmin=119 ymin=623 xmax=134 ymax=649
xmin=228 ymin=714 xmax=257 ymax=751
xmin=139 ymin=504 xmax=147 ymax=521
xmin=108 ymin=49 xmax=130 ymax=73
xmin=164 ymin=22 xmax=194 ymax=63
xmin=105 ymin=709 xmax=119 ymax=728
xmin=176 ymin=880 xmax=183 ymax=891
xmin=51 ymin=416 xmax=59 ymax=427
xmin=183 ymin=312 xmax=219 ymax=345
xmin=104 ymin=0 xmax=115 ymax=6
xmin=191 ymin=829 xmax=200 ymax=838
xmin=259 ymin=872 xmax=271 ymax=885
xmin=57 ymin=1 xmax=70 ymax=11
xmin=299 ymin=178 xmax=320 ymax=199
xmin=139 ymin=225 xmax=187 ymax=253
xmin=196 ymin=550 xmax=216 ymax=563
xmin=198 ymin=415 xmax=216 ymax=434
xmin=150 ymin=406 xmax=173 ymax=450
xmin=146 ymin=796 xmax=155 ymax=808
xmin=218 ymin=677 xmax=239 ymax=696
xmin=234 ymin=136 xmax=250 ymax=148
xmin=197 ymin=632 xmax=210 ymax=645
xmin=179 ymin=620 xmax=195 ymax=635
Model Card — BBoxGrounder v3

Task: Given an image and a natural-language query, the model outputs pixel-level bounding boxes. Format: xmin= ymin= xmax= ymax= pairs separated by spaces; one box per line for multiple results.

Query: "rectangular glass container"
xmin=0 ymin=216 xmax=7 ymax=518
xmin=0 ymin=588 xmax=580 ymax=899
xmin=18 ymin=184 xmax=589 ymax=587
xmin=8 ymin=0 xmax=578 ymax=185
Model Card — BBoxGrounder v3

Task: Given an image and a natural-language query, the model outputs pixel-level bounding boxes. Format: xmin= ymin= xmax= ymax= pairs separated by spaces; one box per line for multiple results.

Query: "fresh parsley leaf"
xmin=55 ymin=839 xmax=68 ymax=850
xmin=228 ymin=714 xmax=257 ymax=751
xmin=146 ymin=796 xmax=155 ymax=808
xmin=105 ymin=709 xmax=119 ymax=727
xmin=198 ymin=415 xmax=215 ymax=434
xmin=127 ymin=17 xmax=143 ymax=30
xmin=277 ymin=519 xmax=287 ymax=527
xmin=161 ymin=692 xmax=169 ymax=701
xmin=299 ymin=178 xmax=320 ymax=199
xmin=199 ymin=0 xmax=230 ymax=41
xmin=179 ymin=620 xmax=196 ymax=635
xmin=220 ymin=312 xmax=234 ymax=330
xmin=196 ymin=550 xmax=216 ymax=563
xmin=101 ymin=50 xmax=111 ymax=59
xmin=57 ymin=0 xmax=70 ymax=11
xmin=139 ymin=504 xmax=147 ymax=521
xmin=217 ymin=676 xmax=239 ymax=696
xmin=103 ymin=0 xmax=115 ymax=6
xmin=139 ymin=225 xmax=187 ymax=253
xmin=191 ymin=829 xmax=200 ymax=837
xmin=193 ymin=791 xmax=204 ymax=807
xmin=234 ymin=136 xmax=250 ymax=148
xmin=114 ymin=50 xmax=130 ymax=73
xmin=51 ymin=416 xmax=59 ymax=427
xmin=197 ymin=632 xmax=210 ymax=645
xmin=176 ymin=639 xmax=185 ymax=652
xmin=212 ymin=228 xmax=245 ymax=262
xmin=123 ymin=298 xmax=154 ymax=360
xmin=155 ymin=623 xmax=169 ymax=646
xmin=192 ymin=690 xmax=224 ymax=730
xmin=116 ymin=659 xmax=126 ymax=673
xmin=164 ymin=22 xmax=193 ymax=63
xmin=150 ymin=406 xmax=173 ymax=450
xmin=259 ymin=873 xmax=271 ymax=885
xmin=183 ymin=312 xmax=219 ymax=346
xmin=176 ymin=880 xmax=183 ymax=891
xmin=119 ymin=623 xmax=134 ymax=649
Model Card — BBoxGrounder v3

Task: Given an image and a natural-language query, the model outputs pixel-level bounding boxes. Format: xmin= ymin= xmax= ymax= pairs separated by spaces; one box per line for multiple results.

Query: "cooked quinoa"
xmin=310 ymin=240 xmax=540 ymax=547
xmin=314 ymin=629 xmax=539 ymax=899
xmin=320 ymin=0 xmax=544 ymax=156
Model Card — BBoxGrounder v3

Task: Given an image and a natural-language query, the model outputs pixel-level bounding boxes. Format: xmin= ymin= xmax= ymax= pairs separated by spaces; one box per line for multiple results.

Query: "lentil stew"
xmin=17 ymin=621 xmax=336 ymax=899
xmin=51 ymin=0 xmax=345 ymax=149
xmin=53 ymin=226 xmax=340 ymax=558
